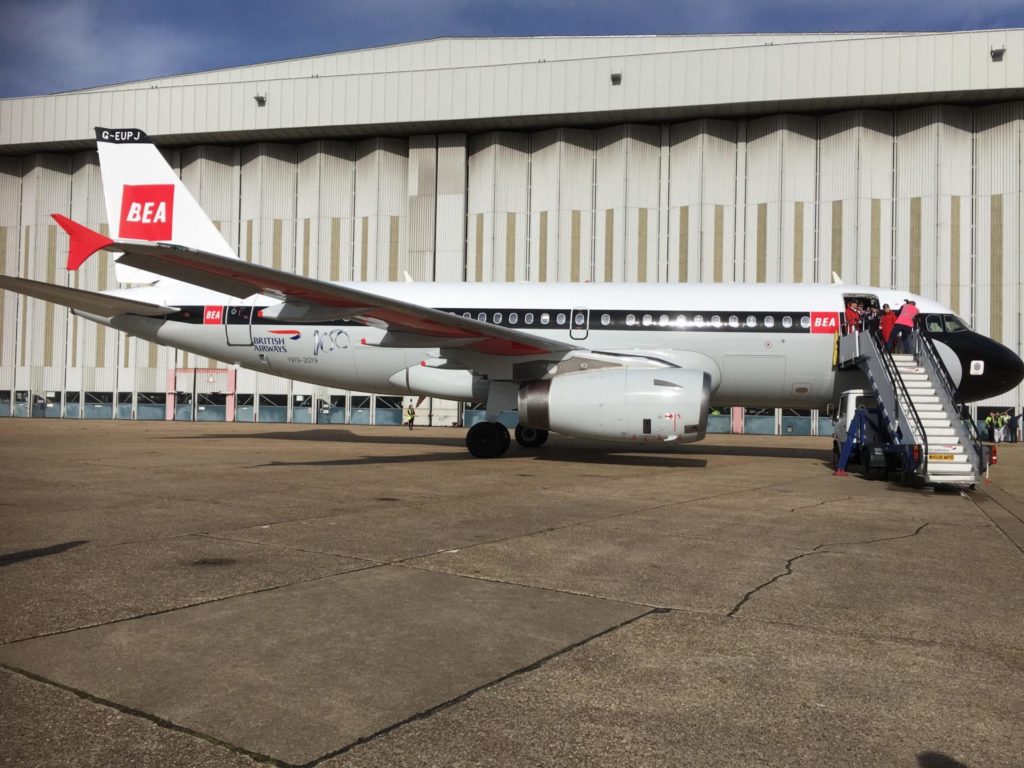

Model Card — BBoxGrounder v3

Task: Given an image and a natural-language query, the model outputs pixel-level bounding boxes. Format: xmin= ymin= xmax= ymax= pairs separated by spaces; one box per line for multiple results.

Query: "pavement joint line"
xmin=726 ymin=521 xmax=930 ymax=619
xmin=296 ymin=608 xmax=662 ymax=768
xmin=0 ymin=562 xmax=386 ymax=646
xmin=0 ymin=662 xmax=286 ymax=768
xmin=193 ymin=532 xmax=382 ymax=565
xmin=969 ymin=490 xmax=1024 ymax=557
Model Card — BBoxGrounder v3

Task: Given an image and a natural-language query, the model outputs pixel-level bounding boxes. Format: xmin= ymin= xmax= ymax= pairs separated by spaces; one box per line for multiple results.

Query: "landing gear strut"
xmin=466 ymin=421 xmax=511 ymax=458
xmin=515 ymin=424 xmax=549 ymax=448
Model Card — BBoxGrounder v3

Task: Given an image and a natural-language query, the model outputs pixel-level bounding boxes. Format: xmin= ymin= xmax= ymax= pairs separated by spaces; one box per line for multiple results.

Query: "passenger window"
xmin=659 ymin=314 xmax=670 ymax=326
xmin=493 ymin=312 xmax=503 ymax=324
xmin=728 ymin=315 xmax=739 ymax=328
xmin=524 ymin=312 xmax=534 ymax=324
xmin=711 ymin=315 xmax=722 ymax=327
xmin=782 ymin=316 xmax=793 ymax=328
xmin=642 ymin=314 xmax=653 ymax=326
xmin=746 ymin=315 xmax=757 ymax=327
xmin=477 ymin=312 xmax=487 ymax=322
xmin=462 ymin=312 xmax=471 ymax=319
xmin=800 ymin=316 xmax=811 ymax=329
xmin=509 ymin=312 xmax=519 ymax=325
xmin=677 ymin=314 xmax=687 ymax=326
xmin=626 ymin=314 xmax=636 ymax=326
xmin=540 ymin=312 xmax=551 ymax=325
xmin=693 ymin=315 xmax=704 ymax=327
xmin=556 ymin=313 xmax=567 ymax=326
xmin=600 ymin=313 xmax=611 ymax=326
xmin=764 ymin=316 xmax=775 ymax=328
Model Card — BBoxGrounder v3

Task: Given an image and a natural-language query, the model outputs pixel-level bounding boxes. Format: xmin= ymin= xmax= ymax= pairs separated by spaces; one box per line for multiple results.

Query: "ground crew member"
xmin=405 ymin=402 xmax=416 ymax=430
xmin=985 ymin=412 xmax=995 ymax=442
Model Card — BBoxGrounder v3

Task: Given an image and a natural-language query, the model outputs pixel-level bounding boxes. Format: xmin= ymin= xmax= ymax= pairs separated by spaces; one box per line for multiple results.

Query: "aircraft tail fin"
xmin=94 ymin=128 xmax=236 ymax=262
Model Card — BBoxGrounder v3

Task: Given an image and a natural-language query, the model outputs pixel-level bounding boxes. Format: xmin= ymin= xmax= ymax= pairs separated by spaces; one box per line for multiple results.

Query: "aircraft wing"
xmin=52 ymin=214 xmax=577 ymax=358
xmin=0 ymin=275 xmax=177 ymax=318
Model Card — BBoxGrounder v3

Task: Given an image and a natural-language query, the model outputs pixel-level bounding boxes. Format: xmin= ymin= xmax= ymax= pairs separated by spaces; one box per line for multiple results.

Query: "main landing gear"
xmin=466 ymin=421 xmax=511 ymax=458
xmin=465 ymin=423 xmax=551 ymax=457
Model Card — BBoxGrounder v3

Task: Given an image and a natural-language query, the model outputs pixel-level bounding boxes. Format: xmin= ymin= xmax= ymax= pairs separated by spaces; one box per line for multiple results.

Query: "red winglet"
xmin=51 ymin=214 xmax=115 ymax=270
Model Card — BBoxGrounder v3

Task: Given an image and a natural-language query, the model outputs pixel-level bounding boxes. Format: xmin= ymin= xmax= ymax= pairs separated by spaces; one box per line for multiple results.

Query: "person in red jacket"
xmin=844 ymin=301 xmax=862 ymax=333
xmin=879 ymin=303 xmax=897 ymax=350
xmin=892 ymin=299 xmax=919 ymax=353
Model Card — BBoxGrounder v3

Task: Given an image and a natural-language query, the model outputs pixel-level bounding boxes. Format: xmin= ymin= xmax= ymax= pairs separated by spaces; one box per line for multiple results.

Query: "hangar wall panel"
xmin=668 ymin=120 xmax=738 ymax=283
xmin=975 ymin=103 xmax=1022 ymax=351
xmin=0 ymin=158 xmax=22 ymax=387
xmin=895 ymin=107 xmax=971 ymax=306
xmin=407 ymin=136 xmax=437 ymax=281
xmin=17 ymin=154 xmax=72 ymax=395
xmin=435 ymin=134 xmax=467 ymax=282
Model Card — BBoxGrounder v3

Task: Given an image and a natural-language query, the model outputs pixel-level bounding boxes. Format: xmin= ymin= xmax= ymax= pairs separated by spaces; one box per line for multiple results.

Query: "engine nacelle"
xmin=519 ymin=368 xmax=711 ymax=443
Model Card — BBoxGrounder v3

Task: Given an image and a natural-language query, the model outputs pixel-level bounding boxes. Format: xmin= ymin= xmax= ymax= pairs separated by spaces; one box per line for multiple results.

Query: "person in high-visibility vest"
xmin=405 ymin=402 xmax=416 ymax=430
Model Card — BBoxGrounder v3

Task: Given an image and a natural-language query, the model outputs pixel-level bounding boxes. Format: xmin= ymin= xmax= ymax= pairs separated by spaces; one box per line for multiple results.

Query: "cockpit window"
xmin=943 ymin=314 xmax=969 ymax=333
xmin=925 ymin=315 xmax=944 ymax=334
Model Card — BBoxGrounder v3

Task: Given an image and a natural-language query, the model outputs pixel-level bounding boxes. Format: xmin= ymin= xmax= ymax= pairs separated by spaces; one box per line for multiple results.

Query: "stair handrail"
xmin=913 ymin=321 xmax=986 ymax=472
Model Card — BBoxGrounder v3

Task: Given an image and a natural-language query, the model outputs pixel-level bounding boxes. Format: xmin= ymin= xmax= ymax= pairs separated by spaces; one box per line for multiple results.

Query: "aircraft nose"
xmin=955 ymin=334 xmax=1024 ymax=402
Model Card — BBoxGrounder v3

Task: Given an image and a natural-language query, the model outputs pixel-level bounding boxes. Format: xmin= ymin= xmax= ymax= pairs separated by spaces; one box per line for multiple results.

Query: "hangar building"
xmin=1 ymin=30 xmax=1022 ymax=432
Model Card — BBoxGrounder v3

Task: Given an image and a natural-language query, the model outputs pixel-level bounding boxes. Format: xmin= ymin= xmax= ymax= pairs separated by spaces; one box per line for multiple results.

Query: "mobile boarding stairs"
xmin=836 ymin=324 xmax=989 ymax=487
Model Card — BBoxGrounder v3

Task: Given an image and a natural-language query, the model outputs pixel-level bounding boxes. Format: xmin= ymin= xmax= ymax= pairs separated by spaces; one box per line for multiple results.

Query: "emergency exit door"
xmin=225 ymin=303 xmax=253 ymax=346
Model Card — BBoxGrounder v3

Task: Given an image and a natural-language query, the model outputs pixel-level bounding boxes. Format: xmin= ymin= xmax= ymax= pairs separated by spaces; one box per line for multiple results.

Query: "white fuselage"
xmin=97 ymin=281 xmax=952 ymax=408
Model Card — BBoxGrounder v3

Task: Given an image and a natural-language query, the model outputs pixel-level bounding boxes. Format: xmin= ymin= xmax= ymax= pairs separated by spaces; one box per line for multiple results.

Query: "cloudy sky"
xmin=1 ymin=0 xmax=1023 ymax=98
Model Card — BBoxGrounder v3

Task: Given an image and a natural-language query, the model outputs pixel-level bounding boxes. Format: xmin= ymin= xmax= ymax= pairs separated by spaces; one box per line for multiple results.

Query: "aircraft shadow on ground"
xmin=0 ymin=540 xmax=88 ymax=567
xmin=162 ymin=428 xmax=826 ymax=467
xmin=253 ymin=448 xmax=708 ymax=469
xmin=162 ymin=428 xmax=466 ymax=448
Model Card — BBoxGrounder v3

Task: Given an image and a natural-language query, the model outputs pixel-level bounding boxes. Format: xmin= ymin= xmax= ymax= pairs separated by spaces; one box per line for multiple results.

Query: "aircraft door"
xmin=225 ymin=301 xmax=253 ymax=346
xmin=570 ymin=308 xmax=589 ymax=340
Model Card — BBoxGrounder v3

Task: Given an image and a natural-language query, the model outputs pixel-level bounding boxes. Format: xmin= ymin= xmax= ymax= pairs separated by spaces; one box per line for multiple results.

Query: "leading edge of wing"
xmin=0 ymin=275 xmax=177 ymax=318
xmin=51 ymin=214 xmax=576 ymax=357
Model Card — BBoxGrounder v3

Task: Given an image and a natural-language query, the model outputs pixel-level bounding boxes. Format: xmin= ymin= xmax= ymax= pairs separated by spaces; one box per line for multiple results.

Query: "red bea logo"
xmin=119 ymin=184 xmax=174 ymax=240
xmin=203 ymin=306 xmax=224 ymax=325
xmin=810 ymin=312 xmax=839 ymax=334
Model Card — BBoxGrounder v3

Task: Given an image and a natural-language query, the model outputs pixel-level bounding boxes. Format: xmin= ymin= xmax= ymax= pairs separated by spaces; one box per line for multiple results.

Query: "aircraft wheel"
xmin=466 ymin=421 xmax=511 ymax=459
xmin=515 ymin=425 xmax=549 ymax=448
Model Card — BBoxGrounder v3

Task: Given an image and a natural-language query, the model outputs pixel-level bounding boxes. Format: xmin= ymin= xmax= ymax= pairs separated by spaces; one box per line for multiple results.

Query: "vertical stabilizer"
xmin=95 ymin=128 xmax=236 ymax=260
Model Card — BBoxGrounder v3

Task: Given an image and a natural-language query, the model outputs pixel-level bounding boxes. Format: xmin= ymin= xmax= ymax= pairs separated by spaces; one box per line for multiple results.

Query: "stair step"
xmin=923 ymin=427 xmax=957 ymax=437
xmin=914 ymin=404 xmax=945 ymax=412
xmin=926 ymin=474 xmax=978 ymax=485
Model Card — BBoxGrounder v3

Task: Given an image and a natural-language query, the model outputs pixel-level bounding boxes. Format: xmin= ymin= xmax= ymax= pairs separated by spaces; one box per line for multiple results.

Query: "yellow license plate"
xmin=928 ymin=453 xmax=955 ymax=461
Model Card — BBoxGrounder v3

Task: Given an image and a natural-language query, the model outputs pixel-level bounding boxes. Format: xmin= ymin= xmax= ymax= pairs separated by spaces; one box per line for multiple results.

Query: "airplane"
xmin=1 ymin=127 xmax=1022 ymax=458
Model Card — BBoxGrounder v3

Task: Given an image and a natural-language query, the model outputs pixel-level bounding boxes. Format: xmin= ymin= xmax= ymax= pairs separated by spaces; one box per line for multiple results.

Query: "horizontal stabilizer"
xmin=0 ymin=275 xmax=177 ymax=318
xmin=52 ymin=213 xmax=115 ymax=270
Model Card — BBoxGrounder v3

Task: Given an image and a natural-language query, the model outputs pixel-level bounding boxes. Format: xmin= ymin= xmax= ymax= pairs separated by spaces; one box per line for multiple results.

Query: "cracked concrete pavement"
xmin=1 ymin=420 xmax=1022 ymax=767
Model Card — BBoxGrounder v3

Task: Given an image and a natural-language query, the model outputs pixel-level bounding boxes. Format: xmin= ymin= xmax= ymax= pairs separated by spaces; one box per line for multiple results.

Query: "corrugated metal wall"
xmin=2 ymin=104 xmax=1023 ymax=416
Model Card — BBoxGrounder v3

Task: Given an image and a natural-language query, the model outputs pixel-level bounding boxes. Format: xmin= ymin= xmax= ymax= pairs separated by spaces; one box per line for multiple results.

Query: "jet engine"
xmin=518 ymin=368 xmax=711 ymax=443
